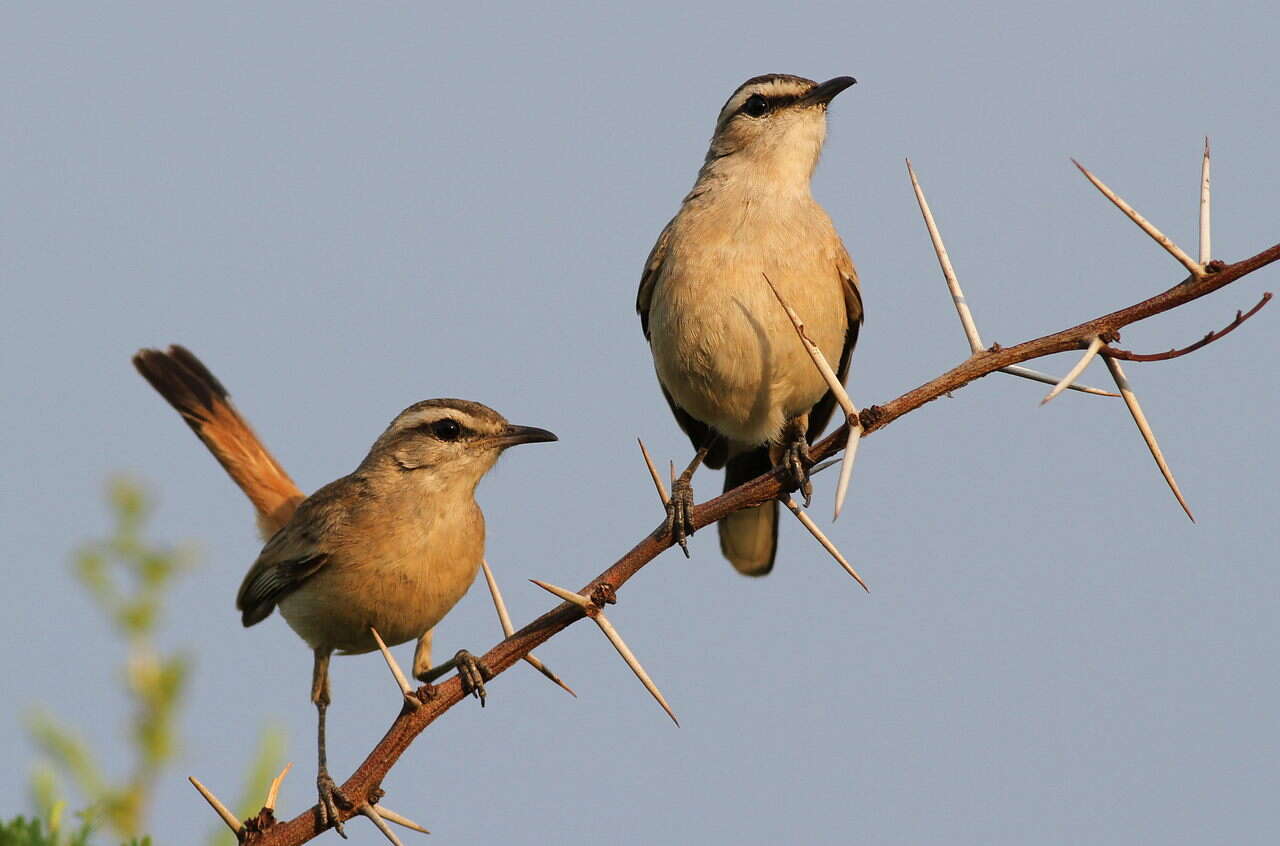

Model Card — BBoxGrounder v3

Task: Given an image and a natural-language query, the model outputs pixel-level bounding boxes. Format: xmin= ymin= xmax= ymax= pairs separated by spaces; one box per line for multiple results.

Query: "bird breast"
xmin=278 ymin=496 xmax=486 ymax=655
xmin=648 ymin=196 xmax=849 ymax=446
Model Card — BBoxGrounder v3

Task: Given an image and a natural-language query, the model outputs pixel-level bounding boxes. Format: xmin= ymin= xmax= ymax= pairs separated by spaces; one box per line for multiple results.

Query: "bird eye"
xmin=742 ymin=94 xmax=770 ymax=117
xmin=431 ymin=419 xmax=462 ymax=440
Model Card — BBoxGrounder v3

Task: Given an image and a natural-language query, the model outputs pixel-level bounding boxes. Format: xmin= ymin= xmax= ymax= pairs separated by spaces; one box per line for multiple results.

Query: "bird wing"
xmin=235 ymin=477 xmax=352 ymax=626
xmin=636 ymin=216 xmax=729 ymax=468
xmin=806 ymin=254 xmax=864 ymax=443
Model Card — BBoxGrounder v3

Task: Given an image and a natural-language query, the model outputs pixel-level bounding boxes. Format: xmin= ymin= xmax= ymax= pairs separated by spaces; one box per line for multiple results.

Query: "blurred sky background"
xmin=3 ymin=2 xmax=1279 ymax=844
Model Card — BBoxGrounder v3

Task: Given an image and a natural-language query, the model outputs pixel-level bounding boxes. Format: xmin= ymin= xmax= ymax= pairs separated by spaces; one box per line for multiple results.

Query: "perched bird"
xmin=132 ymin=346 xmax=556 ymax=833
xmin=636 ymin=74 xmax=864 ymax=575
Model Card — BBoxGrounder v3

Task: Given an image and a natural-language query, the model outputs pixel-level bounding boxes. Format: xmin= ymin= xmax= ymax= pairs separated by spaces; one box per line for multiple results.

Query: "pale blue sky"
xmin=3 ymin=2 xmax=1279 ymax=844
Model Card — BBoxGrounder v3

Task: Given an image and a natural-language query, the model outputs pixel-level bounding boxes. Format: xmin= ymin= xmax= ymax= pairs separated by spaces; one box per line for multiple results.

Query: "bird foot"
xmin=453 ymin=649 xmax=494 ymax=706
xmin=664 ymin=474 xmax=696 ymax=557
xmin=780 ymin=438 xmax=814 ymax=506
xmin=317 ymin=769 xmax=351 ymax=837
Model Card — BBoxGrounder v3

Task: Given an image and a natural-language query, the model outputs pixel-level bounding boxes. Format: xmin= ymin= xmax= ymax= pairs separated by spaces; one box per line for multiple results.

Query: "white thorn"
xmin=833 ymin=424 xmax=861 ymax=521
xmin=1041 ymin=336 xmax=1104 ymax=405
xmin=592 ymin=611 xmax=679 ymax=726
xmin=188 ymin=776 xmax=244 ymax=835
xmin=637 ymin=438 xmax=670 ymax=505
xmin=1073 ymin=158 xmax=1204 ymax=276
xmin=784 ymin=495 xmax=869 ymax=592
xmin=360 ymin=803 xmax=407 ymax=846
xmin=264 ymin=761 xmax=293 ymax=813
xmin=1102 ymin=356 xmax=1195 ymax=522
xmin=374 ymin=804 xmax=431 ymax=835
xmin=1200 ymin=137 xmax=1212 ymax=264
xmin=479 ymin=558 xmax=516 ymax=635
xmin=529 ymin=579 xmax=593 ymax=610
xmin=762 ymin=274 xmax=857 ymax=418
xmin=907 ymin=158 xmax=984 ymax=351
xmin=482 ymin=561 xmax=576 ymax=697
xmin=762 ymin=272 xmax=861 ymax=516
xmin=371 ymin=627 xmax=415 ymax=701
xmin=1000 ymin=364 xmax=1119 ymax=397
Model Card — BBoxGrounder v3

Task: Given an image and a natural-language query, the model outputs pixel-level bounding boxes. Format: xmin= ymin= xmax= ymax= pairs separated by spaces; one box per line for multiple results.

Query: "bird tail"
xmin=132 ymin=345 xmax=304 ymax=538
xmin=718 ymin=448 xmax=778 ymax=576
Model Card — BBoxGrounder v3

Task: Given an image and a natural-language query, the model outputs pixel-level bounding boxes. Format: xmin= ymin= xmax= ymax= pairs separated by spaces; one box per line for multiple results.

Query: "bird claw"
xmin=317 ymin=770 xmax=351 ymax=837
xmin=781 ymin=438 xmax=814 ymax=507
xmin=664 ymin=475 xmax=695 ymax=557
xmin=454 ymin=649 xmax=494 ymax=706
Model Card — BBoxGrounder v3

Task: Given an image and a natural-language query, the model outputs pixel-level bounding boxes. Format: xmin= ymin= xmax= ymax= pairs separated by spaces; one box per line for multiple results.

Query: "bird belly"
xmin=277 ymin=514 xmax=484 ymax=655
xmin=649 ymin=263 xmax=846 ymax=446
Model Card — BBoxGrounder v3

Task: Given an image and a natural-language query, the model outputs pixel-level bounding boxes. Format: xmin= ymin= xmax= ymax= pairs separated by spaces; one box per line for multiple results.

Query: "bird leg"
xmin=665 ymin=443 xmax=710 ymax=557
xmin=312 ymin=651 xmax=351 ymax=837
xmin=417 ymin=649 xmax=494 ymax=706
xmin=773 ymin=416 xmax=814 ymax=506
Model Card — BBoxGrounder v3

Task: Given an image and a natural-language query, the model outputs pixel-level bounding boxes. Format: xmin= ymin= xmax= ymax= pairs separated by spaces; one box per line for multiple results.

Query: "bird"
xmin=132 ymin=345 xmax=557 ymax=833
xmin=636 ymin=74 xmax=864 ymax=576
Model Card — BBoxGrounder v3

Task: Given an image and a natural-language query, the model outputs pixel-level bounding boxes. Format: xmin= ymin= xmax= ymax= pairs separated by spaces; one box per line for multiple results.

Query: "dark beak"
xmin=496 ymin=424 xmax=558 ymax=447
xmin=798 ymin=76 xmax=856 ymax=107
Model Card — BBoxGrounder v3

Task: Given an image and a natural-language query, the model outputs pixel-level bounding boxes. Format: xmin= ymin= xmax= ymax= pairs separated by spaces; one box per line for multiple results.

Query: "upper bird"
xmin=636 ymin=74 xmax=863 ymax=575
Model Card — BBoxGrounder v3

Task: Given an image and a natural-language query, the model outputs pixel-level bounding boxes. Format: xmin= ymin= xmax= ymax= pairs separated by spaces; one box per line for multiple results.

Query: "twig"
xmin=1103 ymin=293 xmax=1271 ymax=362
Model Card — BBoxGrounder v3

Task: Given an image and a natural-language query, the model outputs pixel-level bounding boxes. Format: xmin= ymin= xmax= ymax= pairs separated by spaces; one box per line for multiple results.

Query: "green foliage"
xmin=22 ymin=478 xmax=283 ymax=845
xmin=0 ymin=813 xmax=92 ymax=846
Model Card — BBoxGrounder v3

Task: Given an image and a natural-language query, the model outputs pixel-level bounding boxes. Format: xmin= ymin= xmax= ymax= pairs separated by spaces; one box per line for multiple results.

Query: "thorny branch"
xmin=239 ymin=233 xmax=1280 ymax=844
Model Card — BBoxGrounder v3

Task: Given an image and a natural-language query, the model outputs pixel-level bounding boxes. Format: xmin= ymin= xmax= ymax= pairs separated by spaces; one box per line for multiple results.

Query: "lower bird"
xmin=637 ymin=73 xmax=864 ymax=574
xmin=133 ymin=346 xmax=557 ymax=834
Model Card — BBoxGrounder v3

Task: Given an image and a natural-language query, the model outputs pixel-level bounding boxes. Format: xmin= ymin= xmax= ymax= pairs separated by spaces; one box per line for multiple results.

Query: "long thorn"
xmin=1200 ymin=137 xmax=1212 ymax=264
xmin=480 ymin=559 xmax=576 ymax=696
xmin=1072 ymin=158 xmax=1204 ymax=276
xmin=264 ymin=762 xmax=293 ymax=813
xmin=1000 ymin=364 xmax=1119 ymax=397
xmin=370 ymin=627 xmax=415 ymax=700
xmin=188 ymin=776 xmax=244 ymax=835
xmin=592 ymin=611 xmax=679 ymax=726
xmin=1041 ymin=336 xmax=1104 ymax=405
xmin=374 ymin=805 xmax=431 ymax=835
xmin=762 ymin=272 xmax=861 ymax=517
xmin=907 ymin=158 xmax=984 ymax=351
xmin=1102 ymin=355 xmax=1195 ymax=522
xmin=783 ymin=496 xmax=869 ymax=592
xmin=360 ymin=803 xmax=406 ymax=846
xmin=637 ymin=438 xmax=670 ymax=505
xmin=833 ymin=425 xmax=860 ymax=520
xmin=529 ymin=579 xmax=592 ymax=610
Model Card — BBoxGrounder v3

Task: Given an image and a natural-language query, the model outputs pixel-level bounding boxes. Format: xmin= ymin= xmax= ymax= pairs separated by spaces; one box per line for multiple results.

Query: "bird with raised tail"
xmin=637 ymin=74 xmax=864 ymax=575
xmin=133 ymin=346 xmax=557 ymax=834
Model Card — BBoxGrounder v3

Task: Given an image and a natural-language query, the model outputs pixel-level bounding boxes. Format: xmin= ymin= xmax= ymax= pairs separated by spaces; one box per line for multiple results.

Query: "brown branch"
xmin=244 ymin=241 xmax=1278 ymax=846
xmin=1103 ymin=291 xmax=1272 ymax=362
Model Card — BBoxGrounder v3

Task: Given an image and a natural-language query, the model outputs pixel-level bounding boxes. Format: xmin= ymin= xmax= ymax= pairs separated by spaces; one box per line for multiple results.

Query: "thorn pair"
xmin=530 ymin=578 xmax=679 ymax=726
xmin=906 ymin=158 xmax=1118 ymax=399
xmin=191 ymin=766 xmax=430 ymax=843
xmin=638 ymin=439 xmax=868 ymax=590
